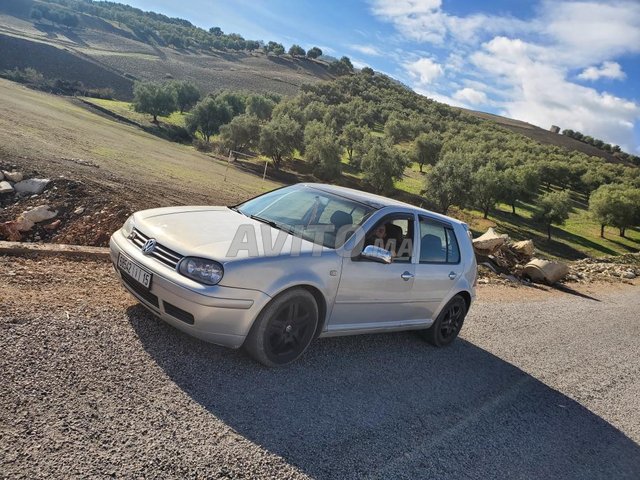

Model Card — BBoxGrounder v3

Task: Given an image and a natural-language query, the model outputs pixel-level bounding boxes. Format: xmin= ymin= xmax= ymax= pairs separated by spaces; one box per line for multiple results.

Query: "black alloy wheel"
xmin=422 ymin=295 xmax=467 ymax=347
xmin=245 ymin=288 xmax=319 ymax=367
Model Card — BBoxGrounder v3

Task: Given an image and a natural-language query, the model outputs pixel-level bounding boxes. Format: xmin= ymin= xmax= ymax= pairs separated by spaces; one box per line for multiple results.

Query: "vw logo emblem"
xmin=142 ymin=238 xmax=157 ymax=255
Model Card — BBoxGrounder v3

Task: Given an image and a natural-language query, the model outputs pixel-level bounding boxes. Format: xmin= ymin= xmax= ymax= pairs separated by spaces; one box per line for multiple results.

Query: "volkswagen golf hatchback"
xmin=110 ymin=183 xmax=477 ymax=366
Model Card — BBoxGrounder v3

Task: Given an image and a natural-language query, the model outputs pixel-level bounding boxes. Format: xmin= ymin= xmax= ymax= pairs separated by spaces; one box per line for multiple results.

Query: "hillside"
xmin=0 ymin=0 xmax=333 ymax=99
xmin=0 ymin=0 xmax=635 ymax=166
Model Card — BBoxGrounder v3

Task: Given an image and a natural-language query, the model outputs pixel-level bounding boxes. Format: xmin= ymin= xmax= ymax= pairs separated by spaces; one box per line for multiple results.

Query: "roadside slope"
xmin=0 ymin=79 xmax=280 ymax=209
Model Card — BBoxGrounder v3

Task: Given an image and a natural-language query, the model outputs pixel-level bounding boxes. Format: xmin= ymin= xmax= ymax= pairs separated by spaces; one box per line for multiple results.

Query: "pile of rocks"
xmin=569 ymin=254 xmax=639 ymax=282
xmin=473 ymin=227 xmax=639 ymax=285
xmin=0 ymin=169 xmax=51 ymax=197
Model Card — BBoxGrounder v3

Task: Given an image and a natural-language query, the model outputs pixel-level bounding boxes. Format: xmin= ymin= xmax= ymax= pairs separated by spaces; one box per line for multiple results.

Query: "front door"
xmin=328 ymin=214 xmax=425 ymax=332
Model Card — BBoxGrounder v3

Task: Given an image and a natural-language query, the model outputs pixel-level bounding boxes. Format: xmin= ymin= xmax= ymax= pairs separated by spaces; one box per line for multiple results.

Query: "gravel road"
xmin=1 ymin=255 xmax=639 ymax=479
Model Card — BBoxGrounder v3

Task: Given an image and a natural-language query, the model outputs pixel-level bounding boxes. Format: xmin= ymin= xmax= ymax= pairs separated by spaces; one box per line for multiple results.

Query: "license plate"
xmin=118 ymin=253 xmax=152 ymax=289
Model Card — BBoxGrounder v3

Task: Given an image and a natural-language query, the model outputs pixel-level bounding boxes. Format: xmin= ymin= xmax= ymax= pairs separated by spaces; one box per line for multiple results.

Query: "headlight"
xmin=122 ymin=215 xmax=135 ymax=237
xmin=178 ymin=257 xmax=224 ymax=285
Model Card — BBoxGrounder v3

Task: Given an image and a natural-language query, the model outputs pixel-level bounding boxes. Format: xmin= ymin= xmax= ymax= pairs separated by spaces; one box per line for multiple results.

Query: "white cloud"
xmin=471 ymin=37 xmax=640 ymax=150
xmin=371 ymin=0 xmax=640 ymax=151
xmin=349 ymin=44 xmax=383 ymax=56
xmin=404 ymin=58 xmax=443 ymax=85
xmin=453 ymin=87 xmax=487 ymax=105
xmin=578 ymin=61 xmax=626 ymax=81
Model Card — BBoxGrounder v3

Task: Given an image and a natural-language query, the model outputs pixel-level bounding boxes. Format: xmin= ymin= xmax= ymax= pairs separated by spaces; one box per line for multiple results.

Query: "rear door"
xmin=412 ymin=216 xmax=463 ymax=320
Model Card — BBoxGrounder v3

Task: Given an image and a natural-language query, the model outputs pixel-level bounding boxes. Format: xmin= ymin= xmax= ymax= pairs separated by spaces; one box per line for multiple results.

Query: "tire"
xmin=244 ymin=288 xmax=319 ymax=367
xmin=421 ymin=295 xmax=467 ymax=347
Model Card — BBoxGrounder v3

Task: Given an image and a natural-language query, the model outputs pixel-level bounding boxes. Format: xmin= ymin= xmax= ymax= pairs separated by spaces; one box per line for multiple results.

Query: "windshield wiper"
xmin=249 ymin=215 xmax=297 ymax=235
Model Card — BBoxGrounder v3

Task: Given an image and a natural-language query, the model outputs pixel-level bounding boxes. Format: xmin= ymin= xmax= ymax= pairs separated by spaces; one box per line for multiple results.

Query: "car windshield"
xmin=234 ymin=185 xmax=376 ymax=249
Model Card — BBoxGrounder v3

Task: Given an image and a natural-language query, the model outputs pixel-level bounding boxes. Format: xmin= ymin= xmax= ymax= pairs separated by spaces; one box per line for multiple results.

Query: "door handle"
xmin=401 ymin=271 xmax=414 ymax=281
xmin=448 ymin=271 xmax=457 ymax=280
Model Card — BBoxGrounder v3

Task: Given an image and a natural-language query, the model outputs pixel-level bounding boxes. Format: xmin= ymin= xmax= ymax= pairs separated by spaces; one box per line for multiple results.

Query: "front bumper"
xmin=109 ymin=230 xmax=271 ymax=348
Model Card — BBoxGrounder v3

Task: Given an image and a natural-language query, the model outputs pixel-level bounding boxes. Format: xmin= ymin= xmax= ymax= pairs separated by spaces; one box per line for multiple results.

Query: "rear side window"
xmin=419 ymin=218 xmax=460 ymax=264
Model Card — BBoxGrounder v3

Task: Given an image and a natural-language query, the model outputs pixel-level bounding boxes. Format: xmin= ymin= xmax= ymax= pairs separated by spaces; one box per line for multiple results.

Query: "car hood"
xmin=133 ymin=206 xmax=319 ymax=262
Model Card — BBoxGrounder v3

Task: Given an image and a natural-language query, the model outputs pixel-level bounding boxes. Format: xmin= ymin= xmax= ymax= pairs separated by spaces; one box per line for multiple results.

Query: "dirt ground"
xmin=1 ymin=255 xmax=639 ymax=479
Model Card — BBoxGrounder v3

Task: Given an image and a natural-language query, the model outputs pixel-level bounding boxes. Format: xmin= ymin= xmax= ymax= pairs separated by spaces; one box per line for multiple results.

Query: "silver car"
xmin=109 ymin=183 xmax=477 ymax=366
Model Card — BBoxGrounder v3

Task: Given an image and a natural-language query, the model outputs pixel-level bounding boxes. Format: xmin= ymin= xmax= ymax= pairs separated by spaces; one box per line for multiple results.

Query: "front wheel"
xmin=244 ymin=288 xmax=319 ymax=367
xmin=421 ymin=295 xmax=467 ymax=347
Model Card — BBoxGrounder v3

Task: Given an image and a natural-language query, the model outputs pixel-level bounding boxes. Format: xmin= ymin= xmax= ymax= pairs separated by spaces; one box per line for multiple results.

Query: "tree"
xmin=216 ymin=91 xmax=247 ymax=116
xmin=132 ymin=82 xmax=176 ymax=122
xmin=328 ymin=56 xmax=354 ymax=76
xmin=304 ymin=122 xmax=342 ymax=180
xmin=264 ymin=41 xmax=285 ymax=56
xmin=589 ymin=184 xmax=640 ymax=237
xmin=340 ymin=123 xmax=366 ymax=166
xmin=186 ymin=97 xmax=232 ymax=142
xmin=288 ymin=44 xmax=306 ymax=57
xmin=384 ymin=115 xmax=413 ymax=144
xmin=306 ymin=47 xmax=322 ymax=59
xmin=360 ymin=66 xmax=375 ymax=76
xmin=499 ymin=165 xmax=539 ymax=214
xmin=209 ymin=27 xmax=223 ymax=36
xmin=533 ymin=190 xmax=572 ymax=241
xmin=472 ymin=163 xmax=504 ymax=219
xmin=411 ymin=133 xmax=441 ymax=172
xmin=246 ymin=94 xmax=275 ymax=120
xmin=259 ymin=115 xmax=302 ymax=169
xmin=219 ymin=114 xmax=261 ymax=157
xmin=360 ymin=139 xmax=406 ymax=194
xmin=424 ymin=153 xmax=474 ymax=214
xmin=170 ymin=81 xmax=200 ymax=113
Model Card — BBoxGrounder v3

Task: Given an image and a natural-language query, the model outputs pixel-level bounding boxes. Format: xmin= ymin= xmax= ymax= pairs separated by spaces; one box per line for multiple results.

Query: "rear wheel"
xmin=422 ymin=295 xmax=467 ymax=347
xmin=244 ymin=288 xmax=318 ymax=367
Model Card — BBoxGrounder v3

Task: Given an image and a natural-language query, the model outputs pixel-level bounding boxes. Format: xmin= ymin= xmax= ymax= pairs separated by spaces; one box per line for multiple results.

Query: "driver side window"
xmin=364 ymin=216 xmax=414 ymax=263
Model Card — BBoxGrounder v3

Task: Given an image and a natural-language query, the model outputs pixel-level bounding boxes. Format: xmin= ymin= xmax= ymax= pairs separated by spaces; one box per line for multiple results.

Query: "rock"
xmin=473 ymin=227 xmax=509 ymax=254
xmin=0 ymin=181 xmax=14 ymax=194
xmin=622 ymin=271 xmax=636 ymax=279
xmin=22 ymin=205 xmax=58 ymax=224
xmin=44 ymin=219 xmax=62 ymax=231
xmin=73 ymin=206 xmax=85 ymax=215
xmin=511 ymin=240 xmax=535 ymax=257
xmin=2 ymin=171 xmax=23 ymax=182
xmin=0 ymin=221 xmax=22 ymax=241
xmin=478 ymin=278 xmax=490 ymax=285
xmin=565 ymin=274 xmax=579 ymax=282
xmin=15 ymin=216 xmax=35 ymax=232
xmin=14 ymin=178 xmax=51 ymax=194
xmin=524 ymin=259 xmax=570 ymax=285
xmin=0 ymin=171 xmax=3 ymax=181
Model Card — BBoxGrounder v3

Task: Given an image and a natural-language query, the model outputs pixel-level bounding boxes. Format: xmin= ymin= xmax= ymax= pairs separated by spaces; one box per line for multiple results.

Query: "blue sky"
xmin=119 ymin=0 xmax=640 ymax=153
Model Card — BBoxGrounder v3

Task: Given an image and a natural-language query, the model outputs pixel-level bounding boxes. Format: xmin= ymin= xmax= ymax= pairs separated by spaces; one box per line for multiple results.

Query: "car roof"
xmin=301 ymin=183 xmax=465 ymax=226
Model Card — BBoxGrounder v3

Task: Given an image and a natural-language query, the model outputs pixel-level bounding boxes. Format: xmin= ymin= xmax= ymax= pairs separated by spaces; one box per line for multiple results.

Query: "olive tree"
xmin=589 ymin=184 xmax=640 ymax=237
xmin=533 ymin=190 xmax=572 ymax=241
xmin=472 ymin=162 xmax=504 ymax=219
xmin=411 ymin=132 xmax=441 ymax=172
xmin=219 ymin=114 xmax=261 ymax=158
xmin=424 ymin=153 xmax=474 ymax=214
xmin=186 ymin=97 xmax=232 ymax=142
xmin=259 ymin=115 xmax=302 ymax=169
xmin=132 ymin=81 xmax=176 ymax=122
xmin=170 ymin=81 xmax=201 ymax=113
xmin=340 ymin=123 xmax=366 ymax=166
xmin=360 ymin=138 xmax=407 ymax=194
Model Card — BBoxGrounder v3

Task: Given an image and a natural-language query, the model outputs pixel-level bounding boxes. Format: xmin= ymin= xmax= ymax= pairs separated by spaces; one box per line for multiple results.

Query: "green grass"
xmin=82 ymin=97 xmax=188 ymax=127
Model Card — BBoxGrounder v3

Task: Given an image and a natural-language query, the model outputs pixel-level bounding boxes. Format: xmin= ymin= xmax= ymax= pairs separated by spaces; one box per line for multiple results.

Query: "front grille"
xmin=121 ymin=271 xmax=159 ymax=308
xmin=163 ymin=301 xmax=195 ymax=325
xmin=130 ymin=228 xmax=183 ymax=269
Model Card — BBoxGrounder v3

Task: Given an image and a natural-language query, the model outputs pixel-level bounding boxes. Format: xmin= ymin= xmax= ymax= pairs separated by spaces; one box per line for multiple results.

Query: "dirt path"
xmin=1 ymin=255 xmax=639 ymax=479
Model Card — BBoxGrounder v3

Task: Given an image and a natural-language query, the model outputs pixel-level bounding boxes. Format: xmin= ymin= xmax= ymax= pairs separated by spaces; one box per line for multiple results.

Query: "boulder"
xmin=0 ymin=181 xmax=14 ymax=194
xmin=22 ymin=205 xmax=58 ymax=224
xmin=511 ymin=240 xmax=535 ymax=257
xmin=473 ymin=227 xmax=508 ymax=253
xmin=523 ymin=259 xmax=569 ymax=285
xmin=14 ymin=178 xmax=51 ymax=194
xmin=622 ymin=271 xmax=636 ymax=279
xmin=15 ymin=216 xmax=35 ymax=232
xmin=3 ymin=171 xmax=23 ymax=182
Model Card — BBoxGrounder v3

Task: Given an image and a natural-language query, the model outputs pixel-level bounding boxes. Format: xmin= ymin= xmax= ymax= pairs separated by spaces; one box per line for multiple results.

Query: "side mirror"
xmin=361 ymin=245 xmax=392 ymax=264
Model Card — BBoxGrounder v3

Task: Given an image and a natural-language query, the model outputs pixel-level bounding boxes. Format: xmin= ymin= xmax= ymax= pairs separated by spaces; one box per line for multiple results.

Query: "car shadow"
xmin=126 ymin=306 xmax=640 ymax=479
